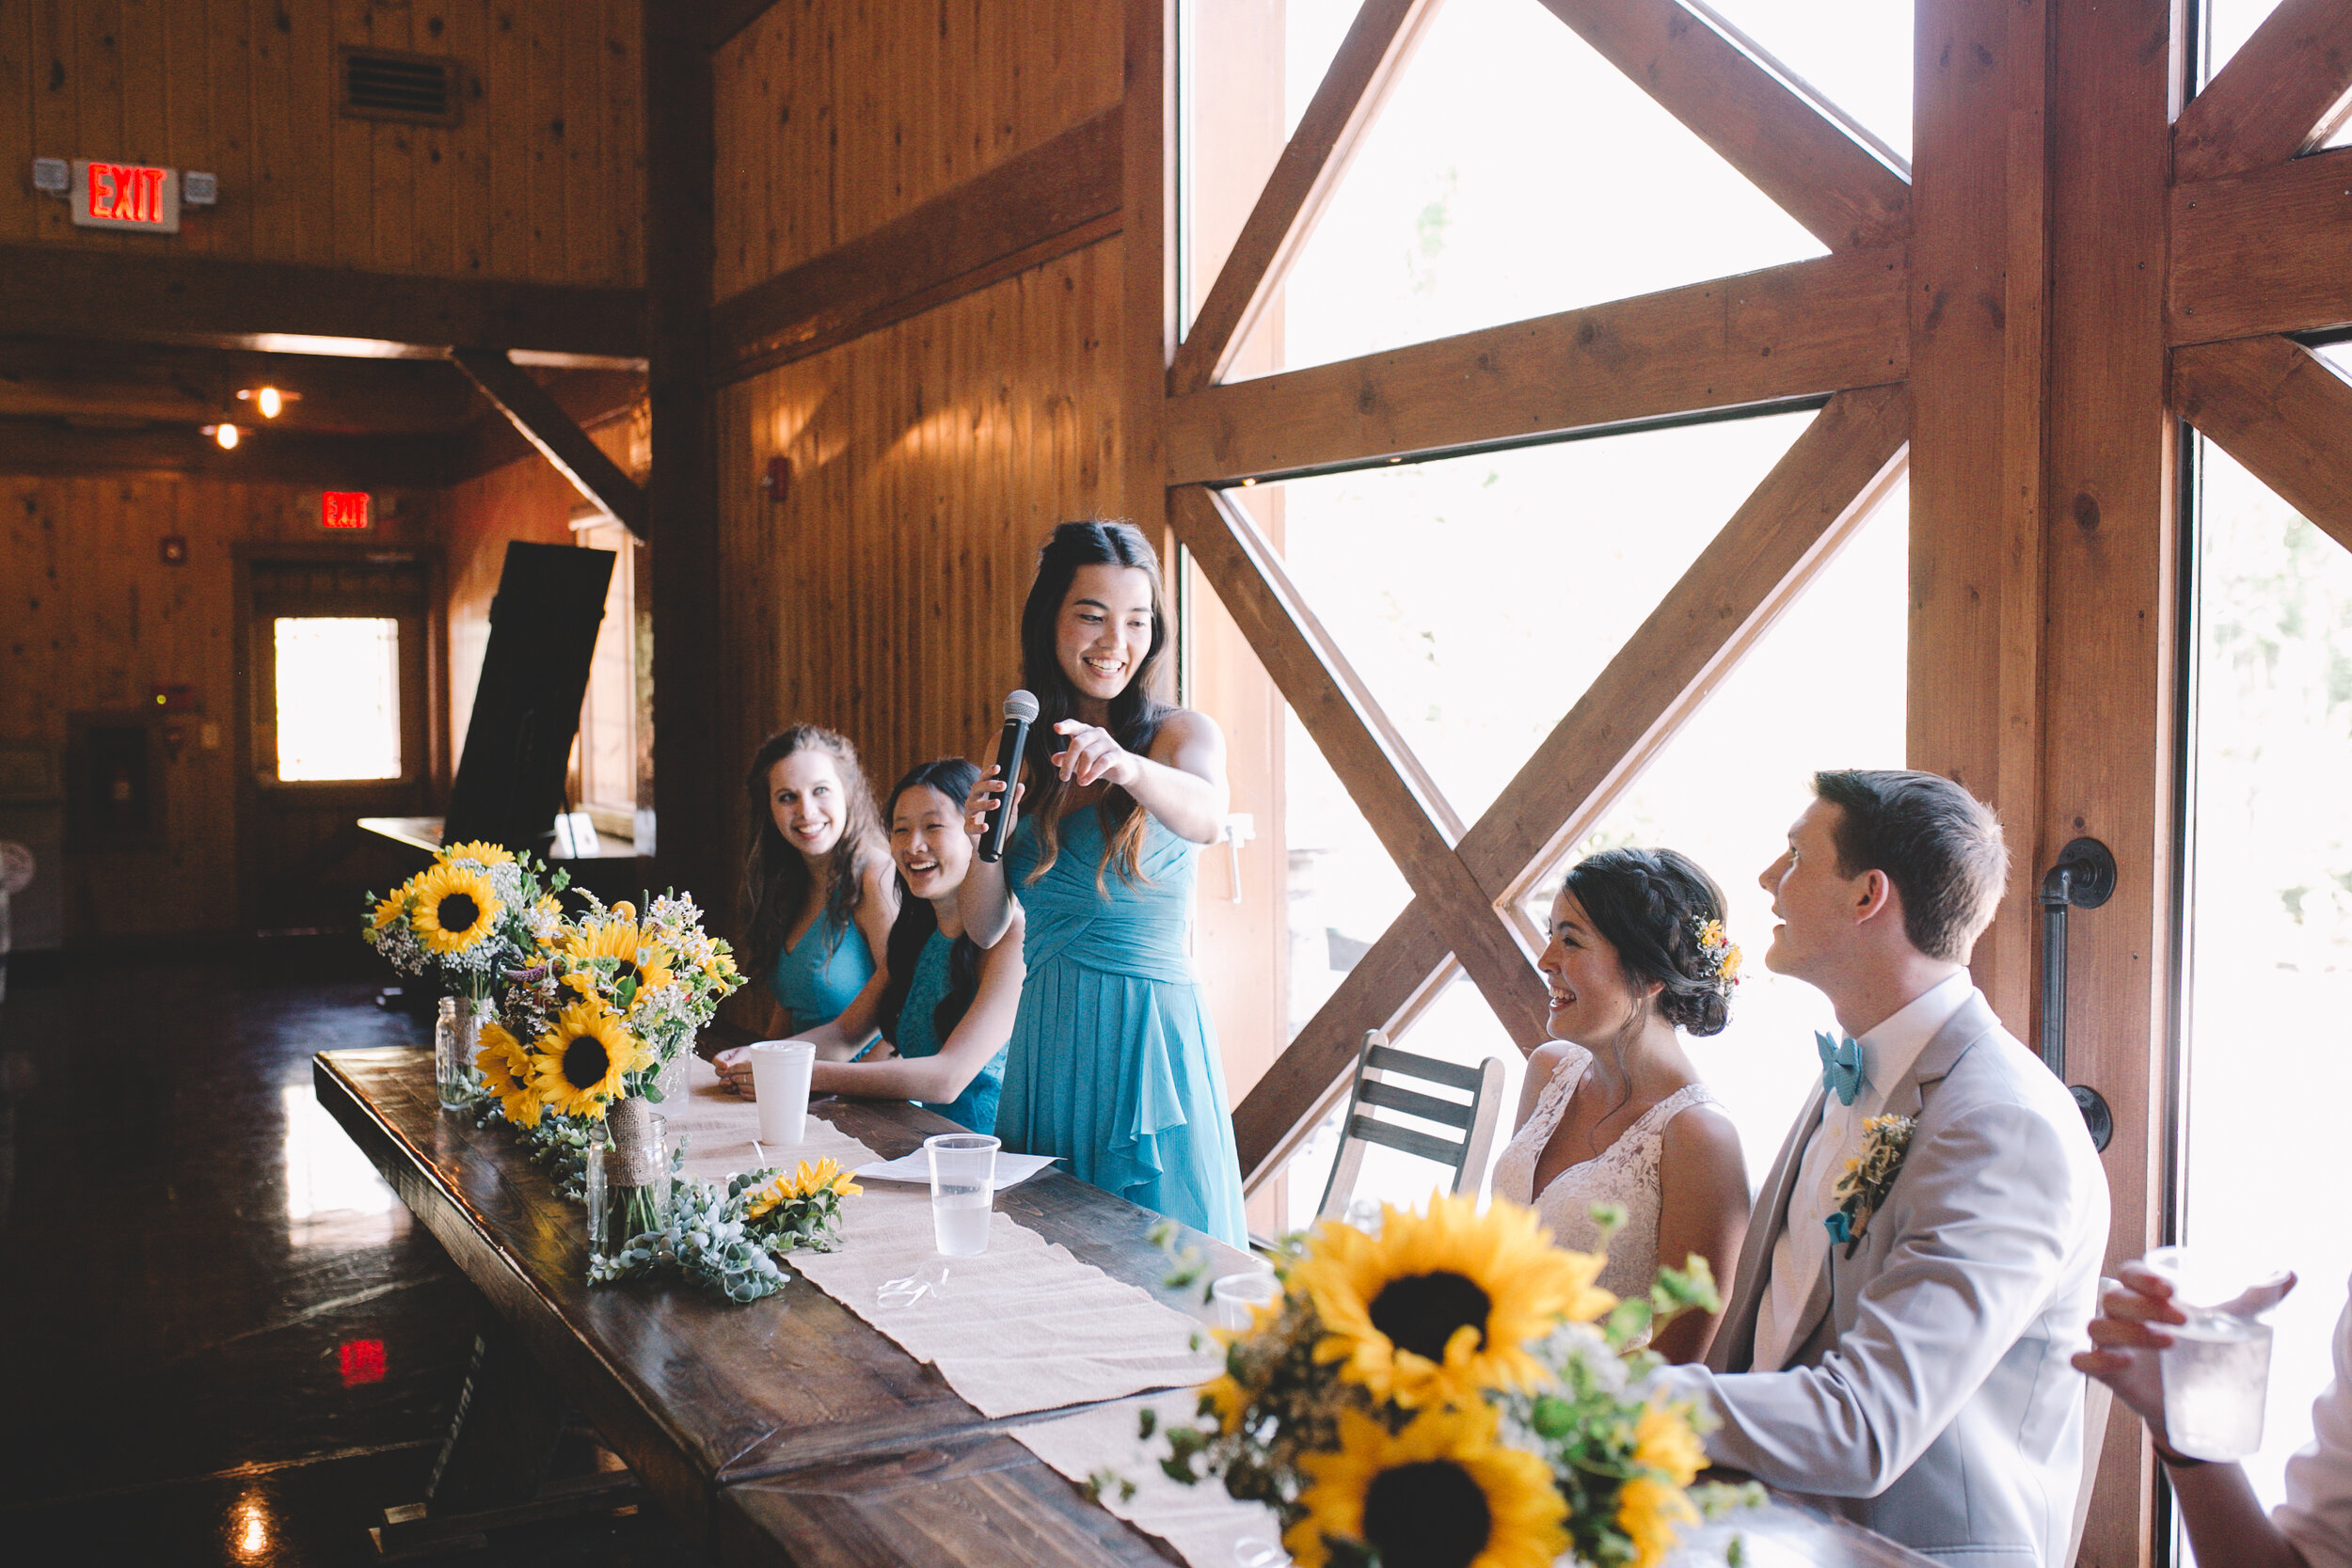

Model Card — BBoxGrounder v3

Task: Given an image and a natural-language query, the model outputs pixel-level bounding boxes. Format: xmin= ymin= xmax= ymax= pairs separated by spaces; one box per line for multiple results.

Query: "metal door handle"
xmin=2039 ymin=837 xmax=2117 ymax=1150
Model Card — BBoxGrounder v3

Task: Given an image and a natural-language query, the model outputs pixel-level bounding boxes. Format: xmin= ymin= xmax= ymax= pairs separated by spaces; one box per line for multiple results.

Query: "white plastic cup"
xmin=2146 ymin=1243 xmax=2291 ymax=1460
xmin=925 ymin=1132 xmax=999 ymax=1257
xmin=748 ymin=1040 xmax=816 ymax=1146
xmin=1211 ymin=1268 xmax=1281 ymax=1332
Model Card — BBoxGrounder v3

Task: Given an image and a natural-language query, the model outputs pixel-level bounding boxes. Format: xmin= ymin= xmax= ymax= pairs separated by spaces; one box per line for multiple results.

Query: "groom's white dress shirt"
xmin=1752 ymin=970 xmax=1974 ymax=1371
xmin=1660 ymin=982 xmax=2110 ymax=1568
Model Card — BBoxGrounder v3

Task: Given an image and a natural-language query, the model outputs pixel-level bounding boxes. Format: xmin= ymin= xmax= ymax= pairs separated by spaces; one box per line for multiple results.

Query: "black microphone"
xmin=977 ymin=689 xmax=1038 ymax=863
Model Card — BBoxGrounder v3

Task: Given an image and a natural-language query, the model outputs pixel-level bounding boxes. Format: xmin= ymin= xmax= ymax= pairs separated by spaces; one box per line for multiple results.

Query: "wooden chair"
xmin=1315 ymin=1029 xmax=1508 ymax=1223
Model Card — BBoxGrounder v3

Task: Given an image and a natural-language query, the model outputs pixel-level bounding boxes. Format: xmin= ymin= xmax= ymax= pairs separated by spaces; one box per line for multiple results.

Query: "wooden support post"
xmin=1123 ymin=0 xmax=1178 ymax=549
xmin=2046 ymin=3 xmax=2185 ymax=1563
xmin=451 ymin=348 xmax=649 ymax=539
xmin=1906 ymin=0 xmax=2050 ymax=1034
xmin=644 ymin=4 xmax=725 ymax=908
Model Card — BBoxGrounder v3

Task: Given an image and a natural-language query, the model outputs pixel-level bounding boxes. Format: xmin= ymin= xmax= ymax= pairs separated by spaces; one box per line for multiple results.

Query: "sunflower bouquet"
xmin=1152 ymin=1193 xmax=1750 ymax=1568
xmin=363 ymin=840 xmax=566 ymax=999
xmin=586 ymin=1157 xmax=863 ymax=1304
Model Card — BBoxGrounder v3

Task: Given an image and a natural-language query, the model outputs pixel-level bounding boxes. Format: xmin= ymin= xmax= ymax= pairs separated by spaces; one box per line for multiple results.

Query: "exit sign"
xmin=322 ymin=492 xmax=372 ymax=531
xmin=71 ymin=160 xmax=180 ymax=233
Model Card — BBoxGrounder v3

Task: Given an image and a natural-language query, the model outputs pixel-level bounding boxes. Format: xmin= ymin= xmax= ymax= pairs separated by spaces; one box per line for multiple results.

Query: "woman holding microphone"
xmin=960 ymin=521 xmax=1248 ymax=1246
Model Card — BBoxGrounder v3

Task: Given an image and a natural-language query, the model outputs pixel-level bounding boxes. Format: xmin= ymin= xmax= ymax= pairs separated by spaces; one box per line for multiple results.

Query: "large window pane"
xmin=273 ymin=618 xmax=402 ymax=783
xmin=1700 ymin=1 xmax=1913 ymax=162
xmin=1209 ymin=0 xmax=1828 ymax=379
xmin=2177 ymin=437 xmax=2352 ymax=1512
xmin=1267 ymin=408 xmax=1820 ymax=825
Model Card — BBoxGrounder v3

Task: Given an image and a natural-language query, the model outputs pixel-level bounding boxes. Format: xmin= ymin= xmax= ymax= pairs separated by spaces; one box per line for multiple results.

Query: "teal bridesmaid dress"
xmin=996 ymin=809 xmax=1249 ymax=1247
xmin=889 ymin=928 xmax=1007 ymax=1134
xmin=768 ymin=916 xmax=875 ymax=1033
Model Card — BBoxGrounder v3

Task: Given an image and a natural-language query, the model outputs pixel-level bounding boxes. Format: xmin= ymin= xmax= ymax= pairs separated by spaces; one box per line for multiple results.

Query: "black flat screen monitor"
xmin=442 ymin=541 xmax=614 ymax=855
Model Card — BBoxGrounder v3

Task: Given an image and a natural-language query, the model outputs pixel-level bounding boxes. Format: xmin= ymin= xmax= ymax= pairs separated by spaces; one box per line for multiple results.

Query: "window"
xmin=569 ymin=515 xmax=642 ymax=840
xmin=271 ymin=617 xmax=403 ymax=782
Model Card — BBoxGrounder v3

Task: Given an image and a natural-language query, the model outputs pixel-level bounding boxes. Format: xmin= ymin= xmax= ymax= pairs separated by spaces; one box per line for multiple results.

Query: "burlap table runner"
xmin=654 ymin=1058 xmax=1218 ymax=1419
xmin=1012 ymin=1395 xmax=1289 ymax=1568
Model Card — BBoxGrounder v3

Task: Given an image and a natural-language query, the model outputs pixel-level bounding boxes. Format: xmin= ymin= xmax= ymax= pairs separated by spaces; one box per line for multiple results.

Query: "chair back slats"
xmin=1355 ymin=1077 xmax=1477 ymax=1130
xmin=1315 ymin=1030 xmax=1511 ymax=1223
xmin=1347 ymin=1115 xmax=1462 ymax=1166
xmin=1365 ymin=1043 xmax=1481 ymax=1092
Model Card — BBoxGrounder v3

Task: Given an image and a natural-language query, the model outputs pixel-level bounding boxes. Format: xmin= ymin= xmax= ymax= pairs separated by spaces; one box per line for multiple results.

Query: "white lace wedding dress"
xmin=1488 ymin=1045 xmax=1719 ymax=1302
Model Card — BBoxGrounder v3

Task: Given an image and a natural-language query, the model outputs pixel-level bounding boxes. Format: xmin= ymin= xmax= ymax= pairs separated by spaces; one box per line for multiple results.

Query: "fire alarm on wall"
xmin=763 ymin=454 xmax=792 ymax=503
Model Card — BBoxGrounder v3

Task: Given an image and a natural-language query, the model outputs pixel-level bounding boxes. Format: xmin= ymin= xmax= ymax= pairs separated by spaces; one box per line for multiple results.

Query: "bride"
xmin=1489 ymin=847 xmax=1750 ymax=1363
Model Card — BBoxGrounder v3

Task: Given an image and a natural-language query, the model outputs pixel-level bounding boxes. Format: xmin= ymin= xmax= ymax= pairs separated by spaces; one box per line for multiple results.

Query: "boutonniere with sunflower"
xmin=586 ymin=1157 xmax=863 ymax=1304
xmin=1825 ymin=1113 xmax=1917 ymax=1259
xmin=1140 ymin=1193 xmax=1756 ymax=1568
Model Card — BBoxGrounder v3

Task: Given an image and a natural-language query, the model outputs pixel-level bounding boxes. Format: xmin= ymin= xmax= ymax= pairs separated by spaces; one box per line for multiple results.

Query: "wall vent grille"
xmin=339 ymin=48 xmax=461 ymax=126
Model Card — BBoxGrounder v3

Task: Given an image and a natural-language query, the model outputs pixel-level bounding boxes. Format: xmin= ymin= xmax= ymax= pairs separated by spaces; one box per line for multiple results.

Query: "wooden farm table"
xmin=314 ymin=1046 xmax=1943 ymax=1568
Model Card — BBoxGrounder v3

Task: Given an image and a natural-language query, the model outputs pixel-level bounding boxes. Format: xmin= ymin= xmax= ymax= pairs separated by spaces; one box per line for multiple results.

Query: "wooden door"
xmin=236 ymin=549 xmax=442 ymax=933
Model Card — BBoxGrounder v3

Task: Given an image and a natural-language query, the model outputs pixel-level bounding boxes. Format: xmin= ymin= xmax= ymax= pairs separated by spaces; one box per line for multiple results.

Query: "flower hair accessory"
xmin=1692 ymin=917 xmax=1742 ymax=995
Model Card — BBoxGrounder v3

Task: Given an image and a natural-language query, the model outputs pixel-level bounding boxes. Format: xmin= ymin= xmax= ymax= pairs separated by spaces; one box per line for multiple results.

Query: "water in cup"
xmin=2162 ymin=1312 xmax=2275 ymax=1460
xmin=932 ymin=1196 xmax=992 ymax=1257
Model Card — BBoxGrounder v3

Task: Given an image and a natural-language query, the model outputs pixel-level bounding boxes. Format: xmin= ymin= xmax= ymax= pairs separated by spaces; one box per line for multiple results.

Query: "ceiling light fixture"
xmin=208 ymin=423 xmax=240 ymax=451
xmin=235 ymin=387 xmax=298 ymax=418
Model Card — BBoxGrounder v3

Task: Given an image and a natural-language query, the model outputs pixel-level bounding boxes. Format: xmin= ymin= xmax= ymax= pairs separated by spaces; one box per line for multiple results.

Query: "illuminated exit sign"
xmin=71 ymin=160 xmax=180 ymax=233
xmin=322 ymin=492 xmax=373 ymax=531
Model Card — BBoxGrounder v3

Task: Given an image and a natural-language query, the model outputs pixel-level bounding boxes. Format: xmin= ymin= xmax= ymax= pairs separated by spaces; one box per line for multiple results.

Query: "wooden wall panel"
xmin=0 ymin=469 xmax=437 ymax=940
xmin=709 ymin=0 xmax=1122 ymax=300
xmin=2 ymin=0 xmax=644 ymax=287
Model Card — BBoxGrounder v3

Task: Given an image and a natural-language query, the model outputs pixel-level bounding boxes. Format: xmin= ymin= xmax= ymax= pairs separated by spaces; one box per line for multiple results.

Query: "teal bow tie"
xmin=1818 ymin=1031 xmax=1863 ymax=1106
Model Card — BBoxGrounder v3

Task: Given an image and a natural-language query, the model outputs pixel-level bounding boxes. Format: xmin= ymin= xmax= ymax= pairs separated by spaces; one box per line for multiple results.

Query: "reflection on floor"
xmin=0 ymin=943 xmax=708 ymax=1565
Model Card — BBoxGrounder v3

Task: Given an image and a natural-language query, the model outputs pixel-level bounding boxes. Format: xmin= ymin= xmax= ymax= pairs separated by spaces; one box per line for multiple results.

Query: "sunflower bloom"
xmin=1616 ymin=1474 xmax=1699 ymax=1568
xmin=1634 ymin=1400 xmax=1707 ymax=1488
xmin=371 ymin=888 xmax=408 ymax=930
xmin=409 ymin=863 xmax=503 ymax=955
xmin=474 ymin=1022 xmax=543 ymax=1128
xmin=561 ymin=918 xmax=677 ymax=997
xmin=528 ymin=1001 xmax=646 ymax=1118
xmin=746 ymin=1157 xmax=862 ymax=1218
xmin=1295 ymin=1191 xmax=1614 ymax=1408
xmin=440 ymin=840 xmax=515 ymax=867
xmin=1288 ymin=1402 xmax=1565 ymax=1568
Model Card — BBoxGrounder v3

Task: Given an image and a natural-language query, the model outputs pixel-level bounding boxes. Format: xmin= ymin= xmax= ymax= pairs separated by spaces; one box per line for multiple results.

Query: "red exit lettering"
xmin=322 ymin=492 xmax=372 ymax=531
xmin=87 ymin=163 xmax=167 ymax=225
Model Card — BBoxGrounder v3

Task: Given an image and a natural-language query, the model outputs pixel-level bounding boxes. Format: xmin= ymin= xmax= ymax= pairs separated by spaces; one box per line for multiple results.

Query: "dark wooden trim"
xmin=1168 ymin=0 xmax=1441 ymax=396
xmin=0 ymin=245 xmax=645 ymax=362
xmin=1168 ymin=484 xmax=1549 ymax=1049
xmin=1162 ymin=246 xmax=1908 ymax=483
xmin=1125 ymin=0 xmax=1179 ymax=564
xmin=704 ymin=0 xmax=782 ymax=53
xmin=2173 ymin=334 xmax=2352 ymax=557
xmin=1534 ymin=0 xmax=1910 ymax=252
xmin=710 ymin=108 xmax=1124 ymax=385
xmin=0 ymin=415 xmax=456 ymax=484
xmin=2173 ymin=0 xmax=2352 ymax=182
xmin=2170 ymin=143 xmax=2352 ymax=344
xmin=450 ymin=349 xmax=648 ymax=537
xmin=644 ymin=2 xmax=727 ymax=908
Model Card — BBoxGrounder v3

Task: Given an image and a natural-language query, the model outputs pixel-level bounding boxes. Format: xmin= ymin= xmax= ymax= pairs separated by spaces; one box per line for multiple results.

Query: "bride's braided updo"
xmin=1559 ymin=847 xmax=1736 ymax=1037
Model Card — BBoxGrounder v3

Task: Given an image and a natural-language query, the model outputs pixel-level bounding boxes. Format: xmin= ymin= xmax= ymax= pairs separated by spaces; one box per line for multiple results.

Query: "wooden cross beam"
xmin=1220 ymin=383 xmax=1912 ymax=1185
xmin=2171 ymin=143 xmax=2352 ymax=344
xmin=1168 ymin=0 xmax=1442 ymax=397
xmin=1168 ymin=484 xmax=1552 ymax=1049
xmin=2173 ymin=334 xmax=2352 ymax=558
xmin=1164 ymin=246 xmax=1906 ymax=484
xmin=1534 ymin=0 xmax=1910 ymax=253
xmin=451 ymin=348 xmax=649 ymax=540
xmin=2173 ymin=0 xmax=2352 ymax=182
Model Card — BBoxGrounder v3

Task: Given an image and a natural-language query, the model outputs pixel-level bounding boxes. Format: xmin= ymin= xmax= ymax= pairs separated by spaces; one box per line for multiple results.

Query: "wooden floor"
xmin=0 ymin=942 xmax=711 ymax=1566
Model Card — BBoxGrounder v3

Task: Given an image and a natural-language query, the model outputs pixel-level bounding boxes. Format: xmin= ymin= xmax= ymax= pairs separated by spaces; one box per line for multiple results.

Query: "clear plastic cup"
xmin=1211 ymin=1268 xmax=1281 ymax=1332
xmin=748 ymin=1040 xmax=816 ymax=1145
xmin=925 ymin=1133 xmax=999 ymax=1257
xmin=2146 ymin=1243 xmax=2292 ymax=1460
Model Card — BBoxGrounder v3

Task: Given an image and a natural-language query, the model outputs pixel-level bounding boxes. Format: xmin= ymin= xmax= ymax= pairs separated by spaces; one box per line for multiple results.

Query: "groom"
xmin=1659 ymin=770 xmax=2110 ymax=1567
